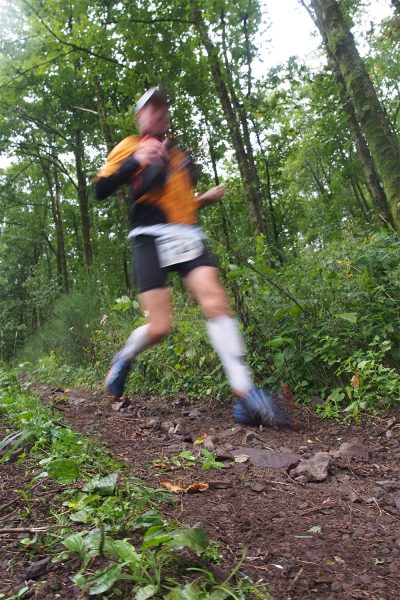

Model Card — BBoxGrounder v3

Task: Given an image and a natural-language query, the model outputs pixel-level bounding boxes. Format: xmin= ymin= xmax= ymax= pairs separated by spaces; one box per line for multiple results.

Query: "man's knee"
xmin=201 ymin=293 xmax=230 ymax=319
xmin=147 ymin=320 xmax=171 ymax=343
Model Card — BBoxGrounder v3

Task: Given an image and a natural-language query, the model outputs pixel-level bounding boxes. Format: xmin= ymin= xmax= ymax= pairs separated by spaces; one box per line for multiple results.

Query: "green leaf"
xmin=136 ymin=584 xmax=158 ymax=600
xmin=0 ymin=429 xmax=35 ymax=461
xmin=168 ymin=527 xmax=209 ymax=556
xmin=265 ymin=336 xmax=296 ymax=348
xmin=82 ymin=472 xmax=118 ymax=496
xmin=105 ymin=538 xmax=140 ymax=566
xmin=132 ymin=510 xmax=165 ymax=530
xmin=289 ymin=304 xmax=304 ymax=317
xmin=47 ymin=458 xmax=80 ymax=483
xmin=142 ymin=525 xmax=172 ymax=550
xmin=336 ymin=312 xmax=357 ymax=324
xmin=69 ymin=509 xmax=90 ymax=523
xmin=74 ymin=563 xmax=125 ymax=595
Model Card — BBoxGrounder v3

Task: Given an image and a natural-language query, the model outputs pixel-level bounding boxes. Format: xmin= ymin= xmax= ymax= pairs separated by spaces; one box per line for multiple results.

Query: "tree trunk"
xmin=310 ymin=0 xmax=400 ymax=224
xmin=38 ymin=151 xmax=69 ymax=293
xmin=392 ymin=0 xmax=400 ymax=16
xmin=94 ymin=74 xmax=130 ymax=220
xmin=52 ymin=159 xmax=69 ymax=293
xmin=219 ymin=10 xmax=272 ymax=243
xmin=252 ymin=120 xmax=281 ymax=249
xmin=189 ymin=0 xmax=268 ymax=237
xmin=302 ymin=0 xmax=395 ymax=228
xmin=74 ymin=128 xmax=93 ymax=267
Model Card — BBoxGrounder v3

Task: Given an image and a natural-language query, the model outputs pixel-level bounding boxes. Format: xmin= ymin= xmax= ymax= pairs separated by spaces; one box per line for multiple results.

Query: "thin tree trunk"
xmin=310 ymin=0 xmax=400 ymax=224
xmin=219 ymin=10 xmax=276 ymax=248
xmin=94 ymin=74 xmax=129 ymax=219
xmin=252 ymin=121 xmax=280 ymax=248
xmin=74 ymin=128 xmax=93 ymax=267
xmin=302 ymin=0 xmax=395 ymax=228
xmin=38 ymin=152 xmax=69 ymax=293
xmin=52 ymin=158 xmax=69 ymax=292
xmin=189 ymin=0 xmax=268 ymax=237
xmin=392 ymin=0 xmax=400 ymax=16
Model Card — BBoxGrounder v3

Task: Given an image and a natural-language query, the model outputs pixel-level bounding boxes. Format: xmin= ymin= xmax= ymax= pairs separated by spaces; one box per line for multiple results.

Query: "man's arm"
xmin=95 ymin=139 xmax=168 ymax=201
xmin=95 ymin=157 xmax=140 ymax=200
xmin=196 ymin=184 xmax=225 ymax=209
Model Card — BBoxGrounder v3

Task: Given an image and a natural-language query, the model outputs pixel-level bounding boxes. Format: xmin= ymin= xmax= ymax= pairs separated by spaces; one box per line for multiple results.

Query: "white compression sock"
xmin=118 ymin=324 xmax=151 ymax=362
xmin=206 ymin=316 xmax=254 ymax=395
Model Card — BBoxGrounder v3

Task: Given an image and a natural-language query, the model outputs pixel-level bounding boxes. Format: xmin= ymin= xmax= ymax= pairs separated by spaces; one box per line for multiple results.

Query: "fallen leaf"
xmin=351 ymin=374 xmax=361 ymax=390
xmin=159 ymin=479 xmax=209 ymax=494
xmin=185 ymin=482 xmax=209 ymax=494
xmin=193 ymin=433 xmax=207 ymax=446
xmin=160 ymin=479 xmax=185 ymax=493
xmin=134 ymin=430 xmax=148 ymax=437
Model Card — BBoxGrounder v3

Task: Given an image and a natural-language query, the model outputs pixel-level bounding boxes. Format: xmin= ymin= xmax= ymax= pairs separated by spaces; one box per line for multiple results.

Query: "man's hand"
xmin=196 ymin=184 xmax=225 ymax=208
xmin=134 ymin=138 xmax=168 ymax=166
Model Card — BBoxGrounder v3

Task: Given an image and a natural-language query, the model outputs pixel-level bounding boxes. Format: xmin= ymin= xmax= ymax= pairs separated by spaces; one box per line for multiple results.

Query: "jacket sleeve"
xmin=95 ymin=156 xmax=141 ymax=200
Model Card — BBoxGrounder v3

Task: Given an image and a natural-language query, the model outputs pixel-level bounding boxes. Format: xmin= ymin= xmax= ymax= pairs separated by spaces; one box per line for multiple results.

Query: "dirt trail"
xmin=6 ymin=384 xmax=400 ymax=599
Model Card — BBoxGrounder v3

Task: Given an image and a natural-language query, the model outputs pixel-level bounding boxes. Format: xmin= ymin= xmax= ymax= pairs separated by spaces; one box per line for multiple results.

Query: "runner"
xmin=95 ymin=86 xmax=291 ymax=428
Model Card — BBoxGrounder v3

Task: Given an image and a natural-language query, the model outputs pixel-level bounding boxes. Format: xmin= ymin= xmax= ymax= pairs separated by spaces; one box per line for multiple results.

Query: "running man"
xmin=95 ymin=86 xmax=291 ymax=428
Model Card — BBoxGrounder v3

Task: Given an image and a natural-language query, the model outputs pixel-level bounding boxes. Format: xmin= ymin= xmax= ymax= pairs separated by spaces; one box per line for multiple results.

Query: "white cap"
xmin=135 ymin=86 xmax=169 ymax=113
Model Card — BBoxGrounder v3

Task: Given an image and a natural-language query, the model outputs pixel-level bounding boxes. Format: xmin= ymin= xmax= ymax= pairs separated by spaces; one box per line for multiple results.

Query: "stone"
xmin=173 ymin=423 xmax=186 ymax=436
xmin=208 ymin=480 xmax=232 ymax=489
xmin=243 ymin=431 xmax=261 ymax=444
xmin=217 ymin=426 xmax=242 ymax=439
xmin=249 ymin=482 xmax=266 ymax=493
xmin=295 ymin=475 xmax=308 ymax=485
xmin=342 ymin=488 xmax=361 ymax=503
xmin=188 ymin=409 xmax=201 ymax=419
xmin=111 ymin=397 xmax=131 ymax=411
xmin=203 ymin=436 xmax=216 ymax=451
xmin=24 ymin=557 xmax=50 ymax=580
xmin=69 ymin=396 xmax=85 ymax=405
xmin=333 ymin=442 xmax=371 ymax=461
xmin=160 ymin=420 xmax=174 ymax=432
xmin=144 ymin=417 xmax=161 ymax=430
xmin=376 ymin=480 xmax=399 ymax=492
xmin=290 ymin=452 xmax=331 ymax=482
xmin=231 ymin=447 xmax=301 ymax=469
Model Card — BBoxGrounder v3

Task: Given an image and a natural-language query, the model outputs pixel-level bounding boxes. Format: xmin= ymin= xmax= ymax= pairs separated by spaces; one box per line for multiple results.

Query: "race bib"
xmin=155 ymin=234 xmax=204 ymax=268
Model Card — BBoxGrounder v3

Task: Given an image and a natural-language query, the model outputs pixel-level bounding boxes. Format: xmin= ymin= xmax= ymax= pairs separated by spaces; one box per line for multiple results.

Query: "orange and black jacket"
xmin=95 ymin=135 xmax=198 ymax=232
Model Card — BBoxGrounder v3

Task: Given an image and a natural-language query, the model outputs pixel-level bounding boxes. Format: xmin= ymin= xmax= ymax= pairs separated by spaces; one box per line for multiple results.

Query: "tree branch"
xmin=21 ymin=0 xmax=130 ymax=68
xmin=0 ymin=50 xmax=74 ymax=90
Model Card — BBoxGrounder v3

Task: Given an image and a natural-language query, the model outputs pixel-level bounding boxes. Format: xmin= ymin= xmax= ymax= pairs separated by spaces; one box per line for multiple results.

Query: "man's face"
xmin=136 ymin=101 xmax=170 ymax=137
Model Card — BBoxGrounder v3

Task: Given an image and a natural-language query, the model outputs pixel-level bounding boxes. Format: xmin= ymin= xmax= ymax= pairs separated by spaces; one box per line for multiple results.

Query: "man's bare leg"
xmin=184 ymin=266 xmax=254 ymax=397
xmin=105 ymin=288 xmax=172 ymax=397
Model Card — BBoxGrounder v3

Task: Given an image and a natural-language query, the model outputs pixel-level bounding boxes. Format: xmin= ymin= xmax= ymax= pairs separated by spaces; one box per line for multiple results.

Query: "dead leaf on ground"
xmin=193 ymin=433 xmax=207 ymax=445
xmin=159 ymin=479 xmax=209 ymax=494
xmin=185 ymin=482 xmax=209 ymax=494
xmin=160 ymin=479 xmax=185 ymax=493
xmin=351 ymin=374 xmax=361 ymax=390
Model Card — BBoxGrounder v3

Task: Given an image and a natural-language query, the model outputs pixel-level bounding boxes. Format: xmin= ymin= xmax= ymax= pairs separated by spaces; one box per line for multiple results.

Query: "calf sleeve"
xmin=206 ymin=316 xmax=254 ymax=395
xmin=118 ymin=324 xmax=151 ymax=362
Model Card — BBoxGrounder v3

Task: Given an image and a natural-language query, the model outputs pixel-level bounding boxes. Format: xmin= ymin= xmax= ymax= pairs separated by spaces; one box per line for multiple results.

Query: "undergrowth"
xmin=16 ymin=230 xmax=400 ymax=420
xmin=0 ymin=369 xmax=271 ymax=599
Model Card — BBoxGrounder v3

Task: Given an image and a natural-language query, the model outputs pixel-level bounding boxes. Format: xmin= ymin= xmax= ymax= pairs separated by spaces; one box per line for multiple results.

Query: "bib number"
xmin=156 ymin=235 xmax=204 ymax=268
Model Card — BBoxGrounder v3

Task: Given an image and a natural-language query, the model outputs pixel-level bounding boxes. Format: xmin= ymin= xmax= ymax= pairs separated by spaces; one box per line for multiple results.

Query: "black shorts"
xmin=132 ymin=234 xmax=217 ymax=293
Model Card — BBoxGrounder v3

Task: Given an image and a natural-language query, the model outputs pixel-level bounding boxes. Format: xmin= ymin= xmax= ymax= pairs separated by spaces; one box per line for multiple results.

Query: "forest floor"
xmin=2 ymin=384 xmax=400 ymax=600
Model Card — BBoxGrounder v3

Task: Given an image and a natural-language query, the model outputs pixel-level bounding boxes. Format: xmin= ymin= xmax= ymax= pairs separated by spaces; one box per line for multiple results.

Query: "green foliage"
xmin=0 ymin=368 xmax=258 ymax=597
xmin=231 ymin=231 xmax=400 ymax=415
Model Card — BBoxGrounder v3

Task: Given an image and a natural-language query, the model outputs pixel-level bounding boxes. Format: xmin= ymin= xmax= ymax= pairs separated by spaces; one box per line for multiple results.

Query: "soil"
xmin=2 ymin=384 xmax=400 ymax=600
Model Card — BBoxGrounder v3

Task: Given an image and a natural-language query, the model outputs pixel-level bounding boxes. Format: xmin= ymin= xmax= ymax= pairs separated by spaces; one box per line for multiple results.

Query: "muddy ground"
xmin=2 ymin=384 xmax=400 ymax=599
